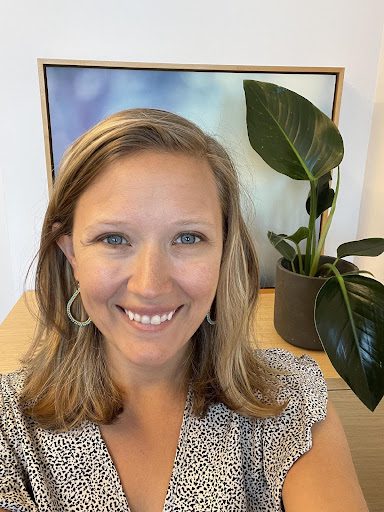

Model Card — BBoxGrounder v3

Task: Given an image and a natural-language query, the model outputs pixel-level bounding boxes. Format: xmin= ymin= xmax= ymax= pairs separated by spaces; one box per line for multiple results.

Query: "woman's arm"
xmin=282 ymin=400 xmax=368 ymax=511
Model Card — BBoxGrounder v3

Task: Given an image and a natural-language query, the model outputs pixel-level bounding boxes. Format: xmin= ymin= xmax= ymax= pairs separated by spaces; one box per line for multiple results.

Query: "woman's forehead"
xmin=73 ymin=150 xmax=223 ymax=229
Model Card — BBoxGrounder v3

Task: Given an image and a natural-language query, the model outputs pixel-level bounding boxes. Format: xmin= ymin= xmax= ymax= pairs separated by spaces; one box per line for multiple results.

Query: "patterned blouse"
xmin=0 ymin=349 xmax=327 ymax=512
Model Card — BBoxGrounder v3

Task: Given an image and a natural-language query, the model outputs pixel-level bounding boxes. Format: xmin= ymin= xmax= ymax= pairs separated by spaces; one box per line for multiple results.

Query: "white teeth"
xmin=124 ymin=308 xmax=177 ymax=325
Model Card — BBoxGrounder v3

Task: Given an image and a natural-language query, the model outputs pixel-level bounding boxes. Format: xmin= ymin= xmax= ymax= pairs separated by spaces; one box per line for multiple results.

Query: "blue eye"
xmin=175 ymin=233 xmax=202 ymax=244
xmin=103 ymin=234 xmax=128 ymax=245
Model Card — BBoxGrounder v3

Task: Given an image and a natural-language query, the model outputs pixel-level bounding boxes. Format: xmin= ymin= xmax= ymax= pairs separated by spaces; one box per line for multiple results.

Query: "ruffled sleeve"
xmin=258 ymin=349 xmax=328 ymax=509
xmin=0 ymin=372 xmax=38 ymax=512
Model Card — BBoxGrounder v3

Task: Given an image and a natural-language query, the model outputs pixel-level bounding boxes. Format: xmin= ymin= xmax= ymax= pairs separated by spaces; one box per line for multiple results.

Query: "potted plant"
xmin=243 ymin=79 xmax=384 ymax=411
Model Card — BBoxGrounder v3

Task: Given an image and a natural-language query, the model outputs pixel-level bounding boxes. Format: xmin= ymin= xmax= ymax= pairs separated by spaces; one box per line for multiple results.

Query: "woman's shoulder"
xmin=255 ymin=348 xmax=328 ymax=439
xmin=257 ymin=347 xmax=326 ymax=391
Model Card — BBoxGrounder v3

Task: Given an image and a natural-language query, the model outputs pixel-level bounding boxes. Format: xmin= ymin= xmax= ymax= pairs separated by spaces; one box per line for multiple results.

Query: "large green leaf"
xmin=315 ymin=275 xmax=384 ymax=411
xmin=337 ymin=238 xmax=384 ymax=258
xmin=244 ymin=80 xmax=344 ymax=181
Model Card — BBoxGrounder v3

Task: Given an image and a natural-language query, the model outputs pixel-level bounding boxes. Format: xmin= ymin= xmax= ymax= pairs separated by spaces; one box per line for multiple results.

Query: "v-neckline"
xmin=91 ymin=387 xmax=193 ymax=512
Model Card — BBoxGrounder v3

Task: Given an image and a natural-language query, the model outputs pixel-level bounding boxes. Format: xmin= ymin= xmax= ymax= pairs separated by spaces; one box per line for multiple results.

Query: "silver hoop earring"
xmin=66 ymin=287 xmax=92 ymax=327
xmin=206 ymin=312 xmax=216 ymax=325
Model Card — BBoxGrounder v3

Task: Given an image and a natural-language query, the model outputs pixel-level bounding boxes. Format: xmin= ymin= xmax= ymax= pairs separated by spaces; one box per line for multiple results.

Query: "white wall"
xmin=355 ymin=26 xmax=384 ymax=282
xmin=1 ymin=0 xmax=384 ymax=322
xmin=0 ymin=165 xmax=14 ymax=320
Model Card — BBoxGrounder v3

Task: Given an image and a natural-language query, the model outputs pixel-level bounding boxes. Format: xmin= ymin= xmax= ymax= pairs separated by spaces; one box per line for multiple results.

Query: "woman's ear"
xmin=57 ymin=234 xmax=75 ymax=263
xmin=53 ymin=223 xmax=78 ymax=278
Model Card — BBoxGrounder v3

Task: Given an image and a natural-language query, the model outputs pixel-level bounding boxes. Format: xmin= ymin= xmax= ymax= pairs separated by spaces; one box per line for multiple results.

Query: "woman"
xmin=0 ymin=109 xmax=367 ymax=511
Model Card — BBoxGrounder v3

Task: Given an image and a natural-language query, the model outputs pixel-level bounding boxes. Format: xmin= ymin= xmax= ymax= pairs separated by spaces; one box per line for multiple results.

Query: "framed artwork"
xmin=38 ymin=60 xmax=344 ymax=286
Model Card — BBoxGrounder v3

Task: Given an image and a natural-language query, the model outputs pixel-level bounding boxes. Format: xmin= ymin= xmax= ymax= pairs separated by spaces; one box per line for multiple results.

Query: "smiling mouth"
xmin=118 ymin=305 xmax=182 ymax=326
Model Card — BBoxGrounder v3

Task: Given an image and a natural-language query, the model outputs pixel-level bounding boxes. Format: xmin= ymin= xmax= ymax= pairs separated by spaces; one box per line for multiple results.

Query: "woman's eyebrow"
xmin=170 ymin=218 xmax=217 ymax=228
xmin=83 ymin=218 xmax=217 ymax=232
xmin=82 ymin=221 xmax=131 ymax=234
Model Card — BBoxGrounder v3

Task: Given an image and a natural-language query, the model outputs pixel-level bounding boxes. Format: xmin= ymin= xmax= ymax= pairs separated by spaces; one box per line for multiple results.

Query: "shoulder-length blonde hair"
xmin=20 ymin=109 xmax=284 ymax=430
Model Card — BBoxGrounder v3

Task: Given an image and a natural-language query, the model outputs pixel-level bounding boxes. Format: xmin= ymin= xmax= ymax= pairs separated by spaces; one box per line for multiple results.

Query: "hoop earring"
xmin=206 ymin=311 xmax=216 ymax=325
xmin=66 ymin=287 xmax=92 ymax=327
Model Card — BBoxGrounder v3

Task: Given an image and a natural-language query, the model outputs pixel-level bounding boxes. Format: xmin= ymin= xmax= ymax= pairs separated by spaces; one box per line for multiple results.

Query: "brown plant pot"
xmin=274 ymin=256 xmax=358 ymax=350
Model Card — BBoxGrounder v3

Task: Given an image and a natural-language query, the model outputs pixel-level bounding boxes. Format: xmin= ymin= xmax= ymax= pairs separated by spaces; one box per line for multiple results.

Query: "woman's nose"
xmin=127 ymin=244 xmax=173 ymax=299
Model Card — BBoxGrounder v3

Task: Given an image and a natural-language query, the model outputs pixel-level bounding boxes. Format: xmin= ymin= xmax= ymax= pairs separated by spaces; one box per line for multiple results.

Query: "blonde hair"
xmin=20 ymin=109 xmax=284 ymax=430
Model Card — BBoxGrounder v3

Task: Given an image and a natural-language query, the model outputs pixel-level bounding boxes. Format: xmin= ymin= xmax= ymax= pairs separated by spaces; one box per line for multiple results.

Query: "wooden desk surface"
xmin=0 ymin=289 xmax=339 ymax=379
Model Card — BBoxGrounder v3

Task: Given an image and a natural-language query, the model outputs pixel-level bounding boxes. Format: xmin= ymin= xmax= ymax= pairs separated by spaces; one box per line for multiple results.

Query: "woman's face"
xmin=58 ymin=150 xmax=223 ymax=376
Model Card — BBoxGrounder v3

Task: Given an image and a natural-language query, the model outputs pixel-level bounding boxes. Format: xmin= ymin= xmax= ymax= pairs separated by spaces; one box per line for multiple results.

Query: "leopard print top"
xmin=0 ymin=349 xmax=327 ymax=511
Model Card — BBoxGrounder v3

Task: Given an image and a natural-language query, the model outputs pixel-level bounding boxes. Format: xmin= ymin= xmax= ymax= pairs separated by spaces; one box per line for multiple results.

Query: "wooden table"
xmin=0 ymin=290 xmax=383 ymax=510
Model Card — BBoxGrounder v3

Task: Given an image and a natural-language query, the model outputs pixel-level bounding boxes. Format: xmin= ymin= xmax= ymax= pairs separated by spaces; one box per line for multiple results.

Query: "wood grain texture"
xmin=38 ymin=59 xmax=345 ymax=74
xmin=0 ymin=291 xmax=38 ymax=373
xmin=37 ymin=60 xmax=54 ymax=195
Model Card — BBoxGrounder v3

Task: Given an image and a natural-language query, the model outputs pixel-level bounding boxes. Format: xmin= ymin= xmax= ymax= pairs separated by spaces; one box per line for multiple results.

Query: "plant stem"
xmin=324 ymin=257 xmax=340 ymax=277
xmin=309 ymin=167 xmax=340 ymax=276
xmin=295 ymin=243 xmax=304 ymax=274
xmin=305 ymin=179 xmax=318 ymax=274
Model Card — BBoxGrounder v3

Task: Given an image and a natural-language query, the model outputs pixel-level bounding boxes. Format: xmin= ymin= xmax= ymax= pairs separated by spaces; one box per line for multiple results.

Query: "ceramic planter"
xmin=274 ymin=256 xmax=358 ymax=350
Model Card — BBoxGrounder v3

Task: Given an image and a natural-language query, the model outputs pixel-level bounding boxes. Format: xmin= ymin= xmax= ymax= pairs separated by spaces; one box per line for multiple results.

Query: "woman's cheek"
xmin=178 ymin=259 xmax=220 ymax=298
xmin=76 ymin=255 xmax=122 ymax=298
